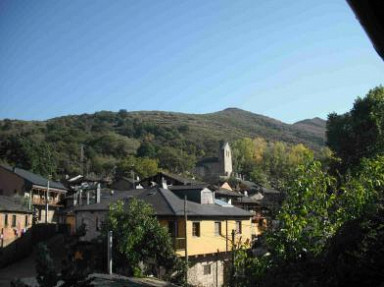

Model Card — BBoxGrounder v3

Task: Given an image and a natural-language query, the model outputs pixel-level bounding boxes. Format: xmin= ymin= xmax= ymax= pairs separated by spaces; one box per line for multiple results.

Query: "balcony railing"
xmin=32 ymin=198 xmax=61 ymax=206
xmin=173 ymin=237 xmax=186 ymax=250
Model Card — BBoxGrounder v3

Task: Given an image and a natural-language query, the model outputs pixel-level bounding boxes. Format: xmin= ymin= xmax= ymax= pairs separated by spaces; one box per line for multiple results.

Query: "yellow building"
xmin=75 ymin=187 xmax=254 ymax=287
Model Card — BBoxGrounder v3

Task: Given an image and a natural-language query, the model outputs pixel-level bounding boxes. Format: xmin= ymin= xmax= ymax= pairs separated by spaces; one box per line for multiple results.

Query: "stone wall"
xmin=188 ymin=253 xmax=231 ymax=287
xmin=75 ymin=210 xmax=106 ymax=241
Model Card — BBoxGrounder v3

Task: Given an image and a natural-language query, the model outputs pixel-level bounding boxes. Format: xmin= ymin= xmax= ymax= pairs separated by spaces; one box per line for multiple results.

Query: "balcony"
xmin=32 ymin=197 xmax=61 ymax=206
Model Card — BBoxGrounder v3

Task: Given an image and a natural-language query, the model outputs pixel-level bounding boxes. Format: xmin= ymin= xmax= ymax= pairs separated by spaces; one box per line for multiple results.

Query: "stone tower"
xmin=220 ymin=142 xmax=233 ymax=177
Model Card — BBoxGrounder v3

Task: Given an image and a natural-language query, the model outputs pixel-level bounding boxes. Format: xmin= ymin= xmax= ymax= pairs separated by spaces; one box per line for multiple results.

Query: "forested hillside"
xmin=0 ymin=108 xmax=325 ymax=178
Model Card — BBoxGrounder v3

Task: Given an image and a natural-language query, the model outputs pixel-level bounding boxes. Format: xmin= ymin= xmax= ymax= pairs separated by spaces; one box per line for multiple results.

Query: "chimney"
xmin=79 ymin=190 xmax=82 ymax=206
xmin=161 ymin=177 xmax=168 ymax=189
xmin=96 ymin=183 xmax=101 ymax=203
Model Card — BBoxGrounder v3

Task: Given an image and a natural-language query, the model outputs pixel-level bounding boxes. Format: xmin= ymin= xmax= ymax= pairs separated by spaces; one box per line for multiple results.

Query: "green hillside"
xmin=0 ymin=108 xmax=325 ymax=177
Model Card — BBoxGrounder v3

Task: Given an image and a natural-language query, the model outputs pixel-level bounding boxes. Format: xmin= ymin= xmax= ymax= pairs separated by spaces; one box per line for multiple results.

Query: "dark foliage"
xmin=261 ymin=208 xmax=384 ymax=287
xmin=326 ymin=86 xmax=384 ymax=173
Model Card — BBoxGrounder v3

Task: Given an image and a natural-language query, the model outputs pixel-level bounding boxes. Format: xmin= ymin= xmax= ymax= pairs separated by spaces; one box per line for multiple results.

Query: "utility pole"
xmin=226 ymin=220 xmax=228 ymax=253
xmin=45 ymin=176 xmax=51 ymax=224
xmin=184 ymin=196 xmax=188 ymax=286
xmin=28 ymin=189 xmax=32 ymax=211
xmin=131 ymin=165 xmax=135 ymax=189
xmin=231 ymin=229 xmax=236 ymax=287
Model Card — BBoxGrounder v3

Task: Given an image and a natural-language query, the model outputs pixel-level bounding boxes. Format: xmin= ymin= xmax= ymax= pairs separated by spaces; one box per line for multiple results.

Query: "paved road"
xmin=0 ymin=234 xmax=65 ymax=287
xmin=0 ymin=250 xmax=36 ymax=287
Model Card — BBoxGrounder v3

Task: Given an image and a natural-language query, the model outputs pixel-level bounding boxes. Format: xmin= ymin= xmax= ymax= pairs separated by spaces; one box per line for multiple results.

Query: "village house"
xmin=0 ymin=195 xmax=33 ymax=248
xmin=139 ymin=171 xmax=204 ymax=188
xmin=110 ymin=175 xmax=137 ymax=190
xmin=143 ymin=173 xmax=264 ymax=239
xmin=233 ymin=183 xmax=283 ymax=235
xmin=59 ymin=174 xmax=112 ymax=234
xmin=0 ymin=165 xmax=67 ymax=223
xmin=74 ymin=187 xmax=254 ymax=287
xmin=214 ymin=182 xmax=243 ymax=204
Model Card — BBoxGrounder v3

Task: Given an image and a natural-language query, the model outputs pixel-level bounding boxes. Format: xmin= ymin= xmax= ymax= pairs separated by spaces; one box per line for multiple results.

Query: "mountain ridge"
xmin=0 ymin=108 xmax=327 ymax=175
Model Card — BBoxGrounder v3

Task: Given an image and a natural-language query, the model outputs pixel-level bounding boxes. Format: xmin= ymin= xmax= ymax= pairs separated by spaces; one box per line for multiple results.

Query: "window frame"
xmin=192 ymin=221 xmax=200 ymax=237
xmin=12 ymin=215 xmax=17 ymax=227
xmin=96 ymin=216 xmax=101 ymax=231
xmin=203 ymin=264 xmax=211 ymax=275
xmin=4 ymin=214 xmax=8 ymax=226
xmin=168 ymin=221 xmax=176 ymax=237
xmin=236 ymin=221 xmax=242 ymax=234
xmin=214 ymin=221 xmax=222 ymax=236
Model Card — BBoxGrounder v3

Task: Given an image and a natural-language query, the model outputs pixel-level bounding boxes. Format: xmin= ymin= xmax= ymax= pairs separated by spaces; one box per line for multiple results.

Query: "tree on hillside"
xmin=116 ymin=156 xmax=159 ymax=179
xmin=232 ymin=138 xmax=258 ymax=174
xmin=137 ymin=141 xmax=157 ymax=158
xmin=0 ymin=136 xmax=58 ymax=177
xmin=231 ymin=137 xmax=314 ymax=189
xmin=327 ymin=86 xmax=384 ymax=173
xmin=157 ymin=146 xmax=196 ymax=173
xmin=101 ymin=198 xmax=182 ymax=279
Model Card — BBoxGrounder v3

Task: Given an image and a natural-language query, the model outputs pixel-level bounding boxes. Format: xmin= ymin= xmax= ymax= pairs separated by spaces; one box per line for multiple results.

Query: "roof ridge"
xmin=157 ymin=187 xmax=182 ymax=216
xmin=0 ymin=164 xmax=66 ymax=191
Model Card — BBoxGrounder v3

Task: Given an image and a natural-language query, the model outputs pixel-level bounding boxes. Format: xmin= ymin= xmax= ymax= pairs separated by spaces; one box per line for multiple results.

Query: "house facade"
xmin=0 ymin=165 xmax=67 ymax=223
xmin=0 ymin=196 xmax=33 ymax=247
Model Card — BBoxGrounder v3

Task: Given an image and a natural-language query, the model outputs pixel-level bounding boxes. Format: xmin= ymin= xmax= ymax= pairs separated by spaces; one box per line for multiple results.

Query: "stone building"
xmin=0 ymin=165 xmax=67 ymax=223
xmin=0 ymin=195 xmax=33 ymax=247
xmin=195 ymin=142 xmax=233 ymax=182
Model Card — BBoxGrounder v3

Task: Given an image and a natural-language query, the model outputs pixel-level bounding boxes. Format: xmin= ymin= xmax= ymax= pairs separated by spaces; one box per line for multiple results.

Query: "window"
xmin=192 ymin=222 xmax=200 ymax=237
xmin=236 ymin=221 xmax=242 ymax=234
xmin=4 ymin=214 xmax=8 ymax=226
xmin=25 ymin=215 xmax=28 ymax=227
xmin=203 ymin=264 xmax=211 ymax=275
xmin=168 ymin=221 xmax=176 ymax=237
xmin=12 ymin=215 xmax=16 ymax=227
xmin=96 ymin=217 xmax=100 ymax=231
xmin=214 ymin=222 xmax=222 ymax=236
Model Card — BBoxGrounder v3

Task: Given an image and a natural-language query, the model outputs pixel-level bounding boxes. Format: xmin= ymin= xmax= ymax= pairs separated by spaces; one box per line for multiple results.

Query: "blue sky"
xmin=0 ymin=0 xmax=383 ymax=123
